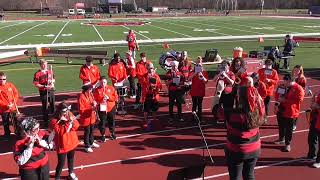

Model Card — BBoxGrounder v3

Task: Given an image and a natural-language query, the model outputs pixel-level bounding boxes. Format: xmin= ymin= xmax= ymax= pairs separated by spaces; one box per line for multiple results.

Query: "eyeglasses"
xmin=0 ymin=79 xmax=6 ymax=80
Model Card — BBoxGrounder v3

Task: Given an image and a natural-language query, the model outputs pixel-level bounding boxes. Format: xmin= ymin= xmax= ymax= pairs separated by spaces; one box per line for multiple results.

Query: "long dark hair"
xmin=236 ymin=86 xmax=261 ymax=130
xmin=53 ymin=101 xmax=71 ymax=120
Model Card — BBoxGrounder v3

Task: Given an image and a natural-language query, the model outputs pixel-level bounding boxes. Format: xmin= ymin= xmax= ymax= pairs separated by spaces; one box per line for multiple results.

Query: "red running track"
xmin=0 ymin=68 xmax=320 ymax=180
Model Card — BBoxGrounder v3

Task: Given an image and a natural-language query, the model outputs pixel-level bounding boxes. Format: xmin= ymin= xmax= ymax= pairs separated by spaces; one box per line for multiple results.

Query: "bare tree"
xmin=260 ymin=0 xmax=264 ymax=15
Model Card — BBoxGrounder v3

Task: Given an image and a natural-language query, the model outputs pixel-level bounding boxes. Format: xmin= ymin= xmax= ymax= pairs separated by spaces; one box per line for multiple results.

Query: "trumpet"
xmin=234 ymin=77 xmax=241 ymax=85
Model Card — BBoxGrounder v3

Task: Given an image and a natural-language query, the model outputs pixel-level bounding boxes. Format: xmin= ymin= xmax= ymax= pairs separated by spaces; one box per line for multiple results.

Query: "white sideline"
xmin=51 ymin=21 xmax=70 ymax=44
xmin=0 ymin=21 xmax=50 ymax=45
xmin=0 ymin=22 xmax=26 ymax=30
xmin=1 ymin=32 xmax=320 ymax=50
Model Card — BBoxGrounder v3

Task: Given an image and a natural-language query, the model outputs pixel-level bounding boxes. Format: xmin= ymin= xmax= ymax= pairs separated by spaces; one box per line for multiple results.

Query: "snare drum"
xmin=114 ymin=82 xmax=128 ymax=97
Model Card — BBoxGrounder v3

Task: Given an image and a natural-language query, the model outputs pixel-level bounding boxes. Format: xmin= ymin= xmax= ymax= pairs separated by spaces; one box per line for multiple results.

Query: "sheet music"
xmin=277 ymin=87 xmax=286 ymax=95
xmin=264 ymin=69 xmax=272 ymax=75
xmin=100 ymin=103 xmax=107 ymax=112
xmin=195 ymin=66 xmax=202 ymax=73
xmin=173 ymin=77 xmax=180 ymax=85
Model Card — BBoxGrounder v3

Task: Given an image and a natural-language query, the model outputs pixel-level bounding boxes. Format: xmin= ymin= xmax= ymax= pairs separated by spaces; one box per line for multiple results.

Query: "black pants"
xmin=277 ymin=114 xmax=295 ymax=145
xmin=128 ymin=76 xmax=136 ymax=96
xmin=264 ymin=96 xmax=271 ymax=116
xmin=20 ymin=162 xmax=49 ymax=180
xmin=308 ymin=119 xmax=320 ymax=162
xmin=169 ymin=90 xmax=184 ymax=119
xmin=55 ymin=150 xmax=75 ymax=179
xmin=135 ymin=82 xmax=142 ymax=103
xmin=39 ymin=89 xmax=55 ymax=125
xmin=84 ymin=124 xmax=95 ymax=148
xmin=98 ymin=107 xmax=116 ymax=136
xmin=227 ymin=157 xmax=258 ymax=180
xmin=192 ymin=96 xmax=203 ymax=121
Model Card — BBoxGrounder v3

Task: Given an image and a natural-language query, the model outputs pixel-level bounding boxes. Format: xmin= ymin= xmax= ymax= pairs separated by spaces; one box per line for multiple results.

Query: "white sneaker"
xmin=312 ymin=162 xmax=320 ymax=168
xmin=69 ymin=173 xmax=78 ymax=180
xmin=130 ymin=95 xmax=136 ymax=99
xmin=85 ymin=147 xmax=93 ymax=153
xmin=91 ymin=142 xmax=100 ymax=148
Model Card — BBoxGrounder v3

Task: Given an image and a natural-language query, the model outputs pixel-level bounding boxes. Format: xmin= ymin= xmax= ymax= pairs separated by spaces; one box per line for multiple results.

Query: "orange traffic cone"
xmin=162 ymin=42 xmax=170 ymax=49
xmin=258 ymin=36 xmax=264 ymax=43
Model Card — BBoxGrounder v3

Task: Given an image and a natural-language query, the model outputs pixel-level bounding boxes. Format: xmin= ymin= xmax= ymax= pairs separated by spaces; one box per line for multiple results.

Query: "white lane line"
xmin=174 ymin=19 xmax=263 ymax=35
xmin=147 ymin=23 xmax=193 ymax=38
xmin=51 ymin=21 xmax=70 ymax=44
xmin=121 ymin=25 xmax=152 ymax=40
xmin=151 ymin=19 xmax=230 ymax=36
xmin=0 ymin=21 xmax=50 ymax=45
xmin=48 ymin=129 xmax=308 ymax=174
xmin=89 ymin=20 xmax=105 ymax=42
xmin=0 ymin=22 xmax=26 ymax=30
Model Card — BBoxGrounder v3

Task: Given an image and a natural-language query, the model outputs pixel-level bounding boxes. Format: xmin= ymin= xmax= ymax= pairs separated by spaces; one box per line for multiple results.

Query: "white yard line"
xmin=0 ymin=21 xmax=50 ymax=45
xmin=51 ymin=21 xmax=70 ymax=44
xmin=0 ymin=22 xmax=26 ymax=30
xmin=147 ymin=23 xmax=193 ymax=38
xmin=121 ymin=25 xmax=152 ymax=40
xmin=2 ymin=32 xmax=320 ymax=50
xmin=174 ymin=19 xmax=263 ymax=35
xmin=89 ymin=20 xmax=105 ymax=42
xmin=151 ymin=19 xmax=230 ymax=36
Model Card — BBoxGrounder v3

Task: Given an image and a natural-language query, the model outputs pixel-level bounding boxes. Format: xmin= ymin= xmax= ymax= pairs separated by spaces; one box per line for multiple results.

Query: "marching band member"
xmin=135 ymin=52 xmax=151 ymax=107
xmin=125 ymin=51 xmax=137 ymax=98
xmin=0 ymin=72 xmax=20 ymax=140
xmin=292 ymin=65 xmax=306 ymax=89
xmin=78 ymin=84 xmax=100 ymax=153
xmin=93 ymin=76 xmax=118 ymax=142
xmin=282 ymin=34 xmax=295 ymax=69
xmin=251 ymin=72 xmax=267 ymax=100
xmin=141 ymin=63 xmax=162 ymax=127
xmin=306 ymin=91 xmax=320 ymax=168
xmin=213 ymin=60 xmax=235 ymax=124
xmin=126 ymin=29 xmax=139 ymax=59
xmin=178 ymin=52 xmax=192 ymax=80
xmin=257 ymin=59 xmax=279 ymax=124
xmin=14 ymin=117 xmax=50 ymax=180
xmin=225 ymin=84 xmax=264 ymax=180
xmin=108 ymin=53 xmax=128 ymax=85
xmin=230 ymin=57 xmax=248 ymax=87
xmin=274 ymin=74 xmax=304 ymax=152
xmin=79 ymin=56 xmax=101 ymax=87
xmin=33 ymin=59 xmax=55 ymax=127
xmin=292 ymin=65 xmax=307 ymax=130
xmin=50 ymin=102 xmax=79 ymax=180
xmin=165 ymin=60 xmax=186 ymax=123
xmin=188 ymin=56 xmax=208 ymax=123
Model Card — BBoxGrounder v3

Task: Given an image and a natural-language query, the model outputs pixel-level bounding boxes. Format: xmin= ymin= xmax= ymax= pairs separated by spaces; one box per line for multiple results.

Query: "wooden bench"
xmin=33 ymin=49 xmax=109 ymax=65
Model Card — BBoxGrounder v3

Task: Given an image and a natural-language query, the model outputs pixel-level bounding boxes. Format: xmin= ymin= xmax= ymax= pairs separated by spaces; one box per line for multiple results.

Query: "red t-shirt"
xmin=190 ymin=71 xmax=209 ymax=97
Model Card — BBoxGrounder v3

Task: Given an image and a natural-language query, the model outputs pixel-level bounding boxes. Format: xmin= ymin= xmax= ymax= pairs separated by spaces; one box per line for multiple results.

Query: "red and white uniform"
xmin=275 ymin=83 xmax=305 ymax=118
xmin=127 ymin=32 xmax=137 ymax=51
xmin=50 ymin=116 xmax=80 ymax=154
xmin=141 ymin=73 xmax=162 ymax=103
xmin=136 ymin=60 xmax=151 ymax=84
xmin=79 ymin=65 xmax=101 ymax=85
xmin=78 ymin=92 xmax=97 ymax=127
xmin=165 ymin=70 xmax=185 ymax=92
xmin=258 ymin=68 xmax=279 ymax=97
xmin=33 ymin=69 xmax=55 ymax=91
xmin=179 ymin=62 xmax=192 ymax=80
xmin=190 ymin=71 xmax=209 ymax=97
xmin=14 ymin=130 xmax=49 ymax=170
xmin=108 ymin=61 xmax=127 ymax=85
xmin=0 ymin=82 xmax=19 ymax=114
xmin=126 ymin=56 xmax=136 ymax=78
xmin=93 ymin=85 xmax=118 ymax=112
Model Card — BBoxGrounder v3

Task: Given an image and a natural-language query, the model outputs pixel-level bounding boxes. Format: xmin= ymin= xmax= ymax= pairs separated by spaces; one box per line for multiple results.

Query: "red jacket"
xmin=50 ymin=116 xmax=79 ymax=154
xmin=165 ymin=70 xmax=185 ymax=91
xmin=295 ymin=76 xmax=306 ymax=89
xmin=276 ymin=83 xmax=305 ymax=118
xmin=256 ymin=81 xmax=267 ymax=99
xmin=136 ymin=60 xmax=151 ymax=83
xmin=108 ymin=61 xmax=127 ymax=85
xmin=258 ymin=68 xmax=279 ymax=96
xmin=0 ymin=82 xmax=19 ymax=114
xmin=141 ymin=73 xmax=162 ymax=103
xmin=190 ymin=71 xmax=208 ymax=97
xmin=78 ymin=92 xmax=97 ymax=127
xmin=79 ymin=65 xmax=101 ymax=85
xmin=178 ymin=62 xmax=192 ymax=80
xmin=93 ymin=85 xmax=118 ymax=112
xmin=14 ymin=130 xmax=49 ymax=170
